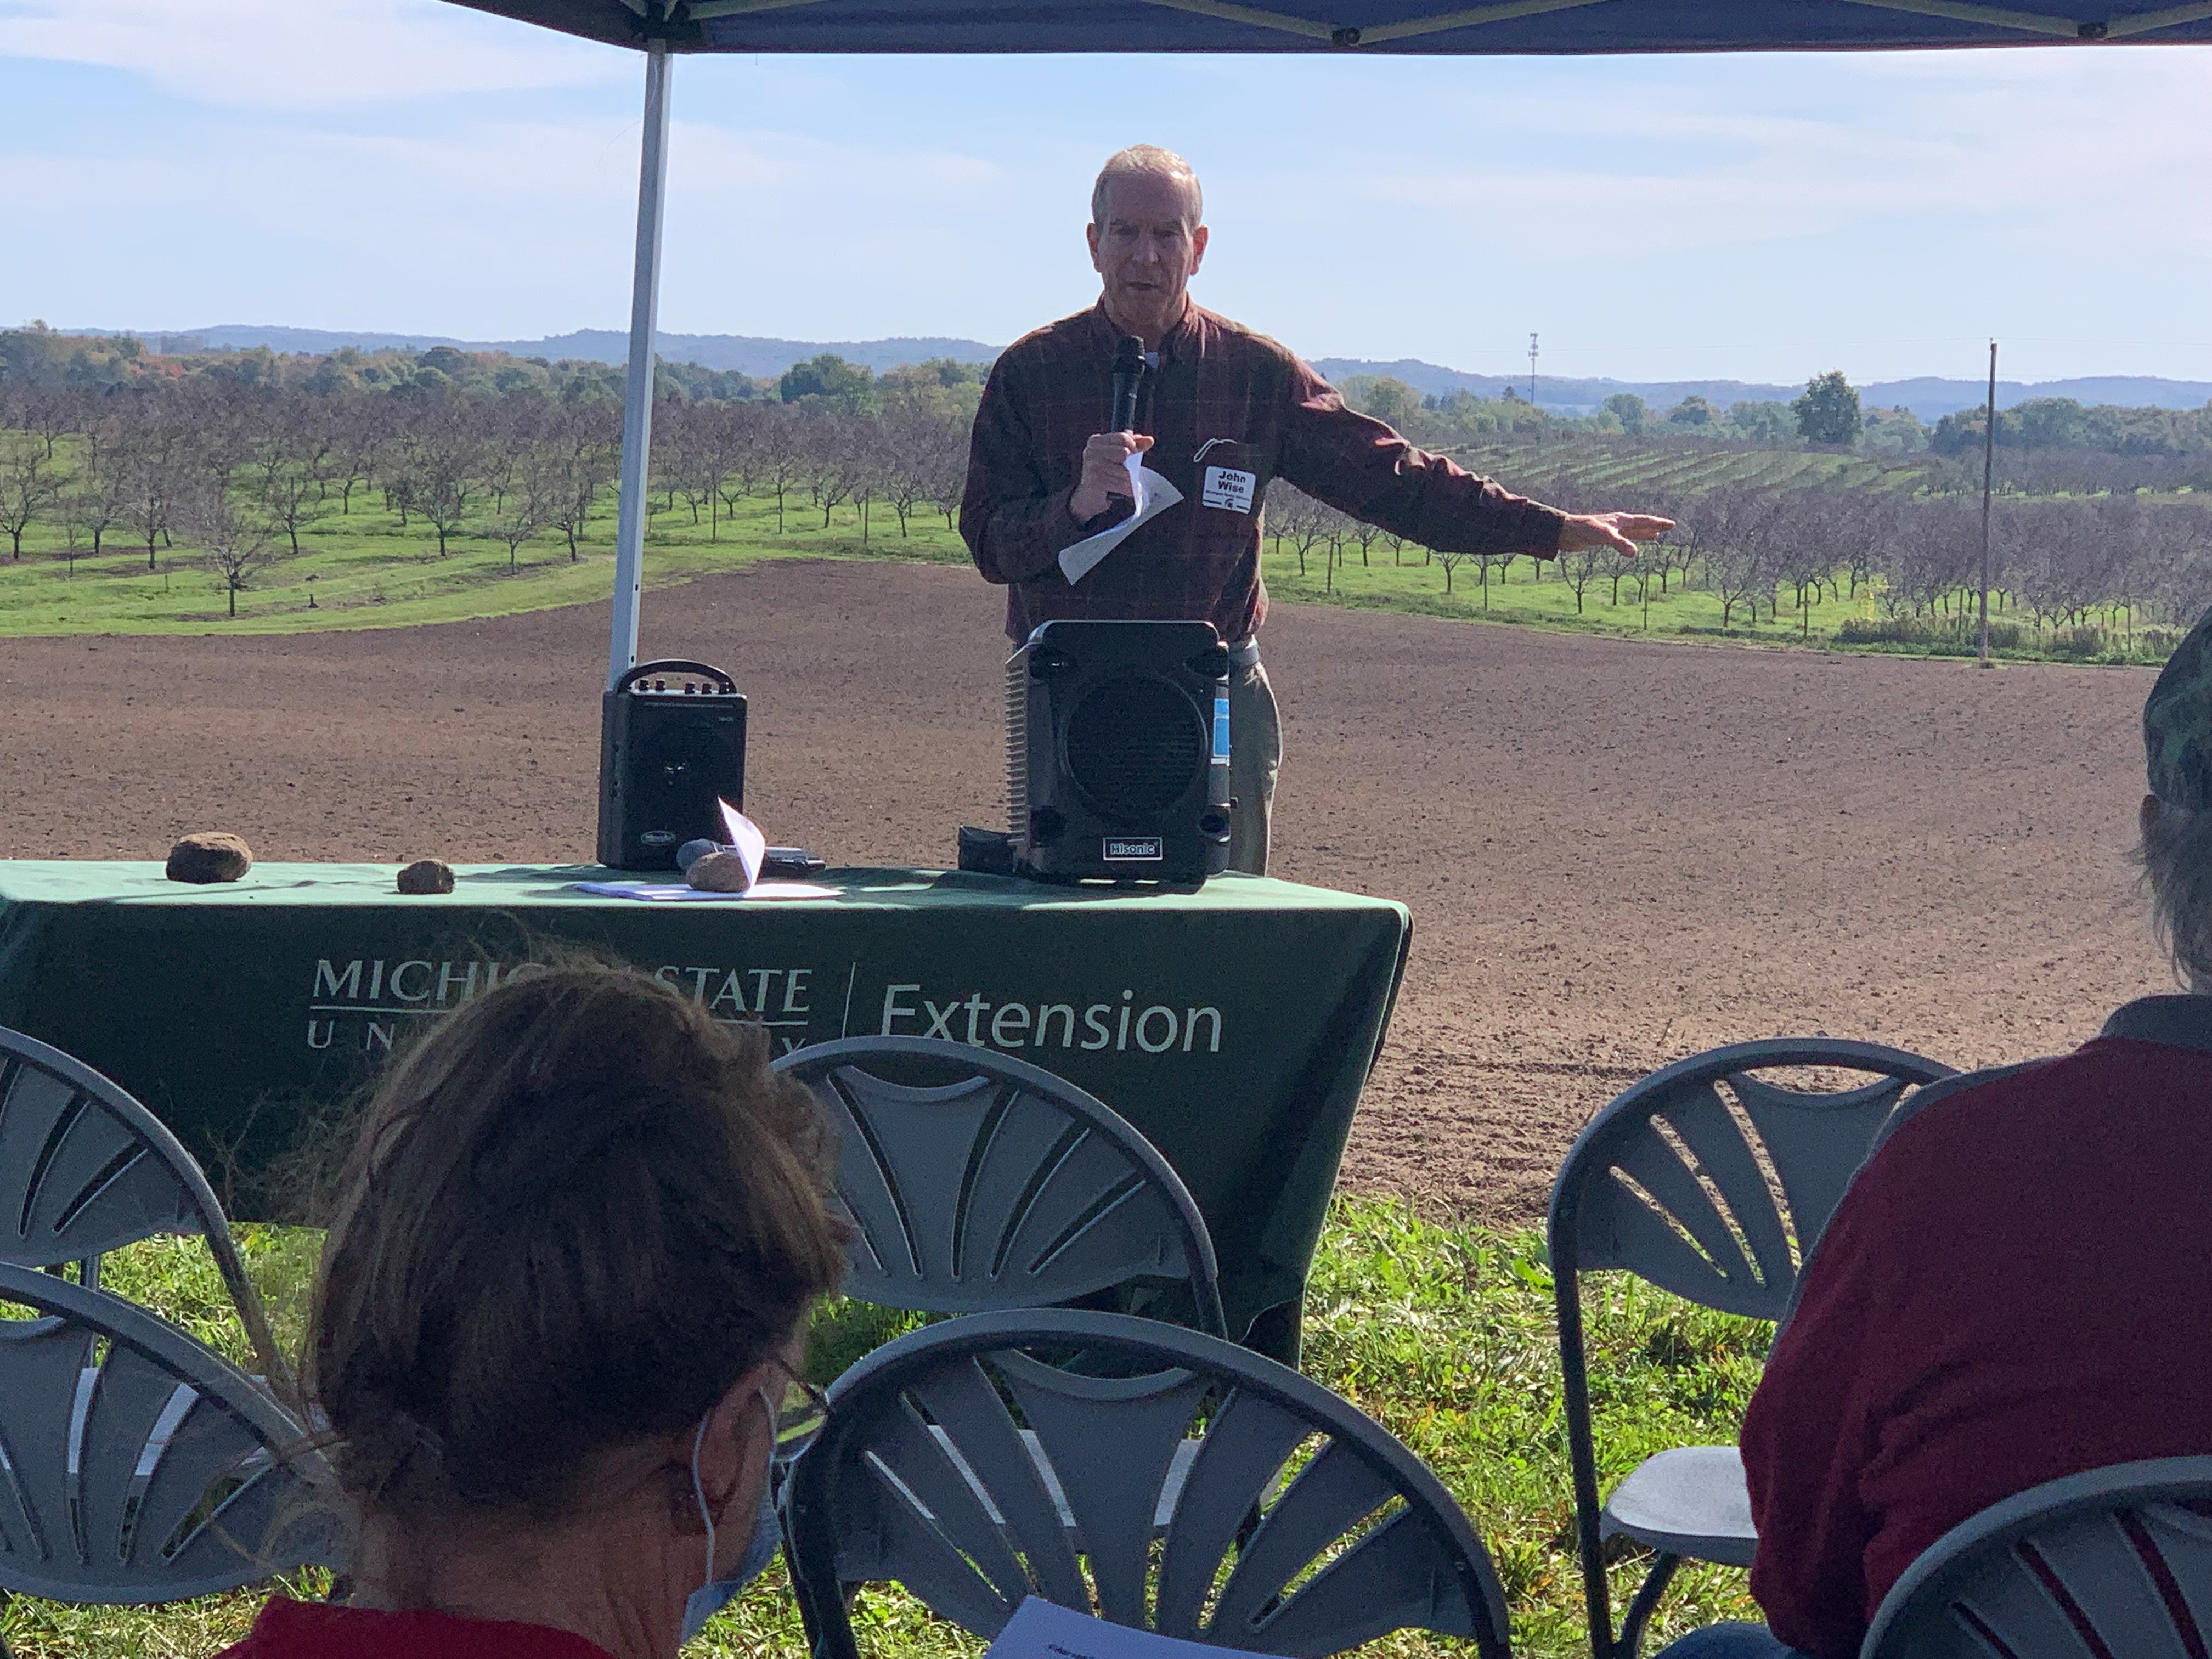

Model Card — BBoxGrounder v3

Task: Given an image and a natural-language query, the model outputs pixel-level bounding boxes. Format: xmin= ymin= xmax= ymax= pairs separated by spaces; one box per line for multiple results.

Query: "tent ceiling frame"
xmin=681 ymin=0 xmax=2212 ymax=39
xmin=1839 ymin=0 xmax=2212 ymax=37
xmin=685 ymin=0 xmax=833 ymax=18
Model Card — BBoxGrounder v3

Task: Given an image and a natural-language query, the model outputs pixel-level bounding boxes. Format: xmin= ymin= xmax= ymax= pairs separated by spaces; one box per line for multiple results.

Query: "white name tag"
xmin=1201 ymin=465 xmax=1256 ymax=515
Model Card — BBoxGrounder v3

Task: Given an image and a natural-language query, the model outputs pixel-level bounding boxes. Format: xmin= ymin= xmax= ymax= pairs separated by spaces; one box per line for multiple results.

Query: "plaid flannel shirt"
xmin=960 ymin=300 xmax=1568 ymax=642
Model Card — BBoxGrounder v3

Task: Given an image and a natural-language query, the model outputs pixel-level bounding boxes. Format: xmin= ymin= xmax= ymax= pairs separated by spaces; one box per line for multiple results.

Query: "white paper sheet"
xmin=717 ymin=799 xmax=768 ymax=888
xmin=1059 ymin=452 xmax=1184 ymax=585
xmin=984 ymin=1599 xmax=1250 ymax=1659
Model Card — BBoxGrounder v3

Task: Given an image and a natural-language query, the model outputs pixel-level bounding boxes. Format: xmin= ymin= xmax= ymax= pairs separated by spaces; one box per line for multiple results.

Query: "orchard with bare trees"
xmin=0 ymin=353 xmax=976 ymax=626
xmin=1 ymin=328 xmax=2208 ymax=659
xmin=1264 ymin=456 xmax=2210 ymax=661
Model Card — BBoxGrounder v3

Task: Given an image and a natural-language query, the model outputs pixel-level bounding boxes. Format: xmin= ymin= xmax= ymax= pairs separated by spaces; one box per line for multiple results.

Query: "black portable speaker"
xmin=1006 ymin=620 xmax=1232 ymax=883
xmin=596 ymin=659 xmax=747 ymax=870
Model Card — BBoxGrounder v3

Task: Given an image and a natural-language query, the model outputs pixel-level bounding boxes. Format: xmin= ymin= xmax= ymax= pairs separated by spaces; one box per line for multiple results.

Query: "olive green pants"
xmin=1228 ymin=659 xmax=1282 ymax=876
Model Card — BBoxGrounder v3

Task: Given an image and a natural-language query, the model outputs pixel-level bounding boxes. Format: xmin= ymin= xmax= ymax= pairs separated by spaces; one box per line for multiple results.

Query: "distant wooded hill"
xmin=72 ymin=324 xmax=2212 ymax=424
xmin=1308 ymin=363 xmax=2212 ymax=423
xmin=101 ymin=325 xmax=998 ymax=381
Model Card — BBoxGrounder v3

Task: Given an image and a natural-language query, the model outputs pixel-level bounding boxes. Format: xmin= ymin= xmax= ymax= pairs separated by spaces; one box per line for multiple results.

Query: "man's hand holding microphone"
xmin=1071 ymin=334 xmax=1154 ymax=524
xmin=1070 ymin=431 xmax=1154 ymax=522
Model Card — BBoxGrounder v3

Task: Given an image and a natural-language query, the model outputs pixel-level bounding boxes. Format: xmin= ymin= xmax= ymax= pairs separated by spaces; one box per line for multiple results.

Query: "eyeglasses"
xmin=769 ymin=1362 xmax=831 ymax=1465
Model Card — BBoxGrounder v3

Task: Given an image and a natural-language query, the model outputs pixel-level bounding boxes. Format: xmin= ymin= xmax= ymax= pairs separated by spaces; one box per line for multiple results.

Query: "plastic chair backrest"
xmin=783 ymin=1308 xmax=1510 ymax=1659
xmin=1861 ymin=1457 xmax=2212 ymax=1659
xmin=1548 ymin=1039 xmax=1955 ymax=1320
xmin=0 ymin=1262 xmax=331 ymax=1604
xmin=1549 ymin=1039 xmax=1955 ymax=1659
xmin=0 ymin=1029 xmax=291 ymax=1395
xmin=774 ymin=1038 xmax=1226 ymax=1335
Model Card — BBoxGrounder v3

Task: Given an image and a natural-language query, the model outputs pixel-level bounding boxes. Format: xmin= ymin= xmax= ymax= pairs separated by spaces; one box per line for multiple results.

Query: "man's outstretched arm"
xmin=1278 ymin=368 xmax=1671 ymax=557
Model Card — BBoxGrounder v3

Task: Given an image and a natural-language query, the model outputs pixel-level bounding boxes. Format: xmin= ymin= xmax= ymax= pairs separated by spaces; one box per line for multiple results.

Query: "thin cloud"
xmin=0 ymin=0 xmax=619 ymax=108
xmin=1279 ymin=50 xmax=2212 ymax=260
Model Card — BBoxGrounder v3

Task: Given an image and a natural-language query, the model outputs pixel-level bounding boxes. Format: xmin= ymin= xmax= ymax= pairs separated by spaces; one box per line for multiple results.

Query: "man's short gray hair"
xmin=2138 ymin=802 xmax=2212 ymax=991
xmin=1091 ymin=145 xmax=1203 ymax=229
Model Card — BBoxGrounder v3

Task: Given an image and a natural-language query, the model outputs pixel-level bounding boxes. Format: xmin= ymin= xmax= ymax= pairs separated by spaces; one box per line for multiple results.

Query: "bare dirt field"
xmin=2 ymin=561 xmax=2169 ymax=1224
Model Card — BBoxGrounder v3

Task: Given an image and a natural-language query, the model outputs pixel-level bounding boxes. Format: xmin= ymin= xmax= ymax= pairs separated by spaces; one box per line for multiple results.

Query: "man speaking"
xmin=961 ymin=144 xmax=1672 ymax=874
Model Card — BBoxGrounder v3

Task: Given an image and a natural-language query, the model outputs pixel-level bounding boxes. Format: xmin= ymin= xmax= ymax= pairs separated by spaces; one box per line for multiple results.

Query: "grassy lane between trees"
xmin=0 ymin=1198 xmax=1769 ymax=1659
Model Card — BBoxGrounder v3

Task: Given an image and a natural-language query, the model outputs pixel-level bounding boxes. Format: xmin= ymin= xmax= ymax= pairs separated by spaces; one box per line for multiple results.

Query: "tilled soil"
xmin=1 ymin=561 xmax=2169 ymax=1224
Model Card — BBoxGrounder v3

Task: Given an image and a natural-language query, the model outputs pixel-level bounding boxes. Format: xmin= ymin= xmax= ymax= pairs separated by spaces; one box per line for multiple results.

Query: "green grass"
xmin=0 ymin=484 xmax=973 ymax=637
xmin=0 ymin=1198 xmax=1769 ymax=1659
xmin=1261 ymin=539 xmax=1878 ymax=648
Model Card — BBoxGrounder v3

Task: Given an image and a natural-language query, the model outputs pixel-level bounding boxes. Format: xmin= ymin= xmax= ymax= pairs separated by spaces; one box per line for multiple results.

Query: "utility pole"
xmin=1978 ymin=338 xmax=1997 ymax=668
xmin=1528 ymin=332 xmax=1539 ymax=405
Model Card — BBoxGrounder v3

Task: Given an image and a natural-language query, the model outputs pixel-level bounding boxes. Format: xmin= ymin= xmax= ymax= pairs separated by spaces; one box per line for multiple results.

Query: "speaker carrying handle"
xmin=617 ymin=659 xmax=738 ymax=695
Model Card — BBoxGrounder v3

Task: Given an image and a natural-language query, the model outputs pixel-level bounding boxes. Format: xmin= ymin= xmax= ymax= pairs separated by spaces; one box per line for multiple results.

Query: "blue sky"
xmin=1 ymin=2 xmax=2208 ymax=387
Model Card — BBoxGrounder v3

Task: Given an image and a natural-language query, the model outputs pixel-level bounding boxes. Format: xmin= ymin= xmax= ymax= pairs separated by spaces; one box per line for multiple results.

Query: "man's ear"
xmin=1087 ymin=221 xmax=1104 ymax=272
xmin=1189 ymin=223 xmax=1209 ymax=274
xmin=2143 ymin=793 xmax=2163 ymax=844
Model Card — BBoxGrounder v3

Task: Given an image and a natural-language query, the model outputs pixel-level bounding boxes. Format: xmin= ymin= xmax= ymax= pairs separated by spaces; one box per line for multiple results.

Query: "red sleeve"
xmin=957 ymin=351 xmax=1120 ymax=586
xmin=1741 ymin=1185 xmax=1901 ymax=1659
xmin=1274 ymin=360 xmax=1566 ymax=557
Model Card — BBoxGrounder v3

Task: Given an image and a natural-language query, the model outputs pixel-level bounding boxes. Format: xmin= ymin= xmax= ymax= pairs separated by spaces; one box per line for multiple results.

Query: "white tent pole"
xmin=608 ymin=36 xmax=674 ymax=691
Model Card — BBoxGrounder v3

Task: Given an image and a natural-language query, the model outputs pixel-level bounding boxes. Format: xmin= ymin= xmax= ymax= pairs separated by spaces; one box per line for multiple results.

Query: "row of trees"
xmin=1267 ymin=474 xmax=2212 ymax=650
xmin=1931 ymin=396 xmax=2212 ymax=460
xmin=0 ymin=323 xmax=990 ymax=417
xmin=3 ymin=362 xmax=2209 ymax=648
xmin=1352 ymin=370 xmax=2212 ymax=484
xmin=1344 ymin=369 xmax=1929 ymax=454
xmin=1627 ymin=482 xmax=2211 ymax=644
xmin=0 ymin=377 xmax=974 ymax=611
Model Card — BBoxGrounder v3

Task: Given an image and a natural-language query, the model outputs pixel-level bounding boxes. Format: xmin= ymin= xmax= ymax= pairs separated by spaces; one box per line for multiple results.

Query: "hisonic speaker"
xmin=596 ymin=659 xmax=747 ymax=870
xmin=1006 ymin=620 xmax=1232 ymax=883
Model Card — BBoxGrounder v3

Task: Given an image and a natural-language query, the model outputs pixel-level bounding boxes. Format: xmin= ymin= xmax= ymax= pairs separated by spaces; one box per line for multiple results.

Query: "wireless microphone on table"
xmin=1111 ymin=335 xmax=1147 ymax=432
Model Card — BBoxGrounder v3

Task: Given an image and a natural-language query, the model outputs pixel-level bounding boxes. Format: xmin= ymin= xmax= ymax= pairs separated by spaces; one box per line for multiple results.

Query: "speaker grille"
xmin=1065 ymin=675 xmax=1204 ymax=818
xmin=1005 ymin=654 xmax=1030 ymax=836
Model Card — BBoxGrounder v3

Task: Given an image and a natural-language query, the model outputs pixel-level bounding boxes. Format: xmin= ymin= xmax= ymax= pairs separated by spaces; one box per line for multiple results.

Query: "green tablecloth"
xmin=0 ymin=862 xmax=1408 ymax=1355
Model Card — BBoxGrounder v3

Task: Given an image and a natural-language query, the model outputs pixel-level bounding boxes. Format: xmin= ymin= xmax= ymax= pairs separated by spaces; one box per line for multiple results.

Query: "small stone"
xmin=165 ymin=832 xmax=252 ymax=884
xmin=397 ymin=859 xmax=455 ymax=895
xmin=685 ymin=851 xmax=755 ymax=894
xmin=675 ymin=838 xmax=721 ymax=873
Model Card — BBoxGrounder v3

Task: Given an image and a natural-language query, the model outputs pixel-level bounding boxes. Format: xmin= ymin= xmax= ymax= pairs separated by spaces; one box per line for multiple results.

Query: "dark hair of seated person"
xmin=217 ymin=960 xmax=850 ymax=1659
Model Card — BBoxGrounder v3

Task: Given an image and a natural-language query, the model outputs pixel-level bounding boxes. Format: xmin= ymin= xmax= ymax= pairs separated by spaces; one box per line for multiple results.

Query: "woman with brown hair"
xmin=219 ymin=961 xmax=849 ymax=1659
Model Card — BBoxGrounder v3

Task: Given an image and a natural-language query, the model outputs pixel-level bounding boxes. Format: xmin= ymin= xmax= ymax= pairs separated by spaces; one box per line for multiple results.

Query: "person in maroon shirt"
xmin=1656 ymin=606 xmax=2212 ymax=1659
xmin=216 ymin=964 xmax=848 ymax=1659
xmin=961 ymin=145 xmax=1671 ymax=873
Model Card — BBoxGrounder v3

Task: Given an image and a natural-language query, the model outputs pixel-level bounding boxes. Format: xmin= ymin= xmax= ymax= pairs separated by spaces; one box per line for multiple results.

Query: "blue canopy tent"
xmin=444 ymin=0 xmax=2212 ymax=686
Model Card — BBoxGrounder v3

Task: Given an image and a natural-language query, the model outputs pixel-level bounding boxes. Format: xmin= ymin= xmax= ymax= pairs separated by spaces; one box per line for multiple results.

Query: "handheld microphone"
xmin=1110 ymin=336 xmax=1147 ymax=433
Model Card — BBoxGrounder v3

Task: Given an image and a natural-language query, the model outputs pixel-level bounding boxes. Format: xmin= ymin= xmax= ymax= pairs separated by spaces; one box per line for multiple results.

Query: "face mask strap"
xmin=690 ymin=1412 xmax=718 ymax=1594
xmin=692 ymin=1382 xmax=786 ymax=1593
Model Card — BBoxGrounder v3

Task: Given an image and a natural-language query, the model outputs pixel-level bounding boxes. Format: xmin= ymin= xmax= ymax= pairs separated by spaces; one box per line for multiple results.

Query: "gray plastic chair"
xmin=0 ymin=1261 xmax=330 ymax=1604
xmin=783 ymin=1308 xmax=1511 ymax=1659
xmin=1546 ymin=1039 xmax=1955 ymax=1659
xmin=0 ymin=1028 xmax=291 ymax=1396
xmin=1861 ymin=1457 xmax=2212 ymax=1658
xmin=774 ymin=1037 xmax=1226 ymax=1336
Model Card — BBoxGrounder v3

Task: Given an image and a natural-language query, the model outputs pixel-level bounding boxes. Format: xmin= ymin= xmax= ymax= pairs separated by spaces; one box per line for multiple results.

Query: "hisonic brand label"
xmin=1103 ymin=837 xmax=1165 ymax=861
